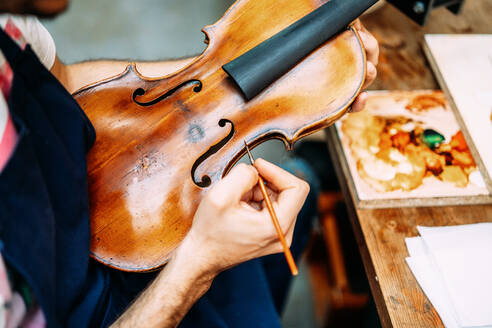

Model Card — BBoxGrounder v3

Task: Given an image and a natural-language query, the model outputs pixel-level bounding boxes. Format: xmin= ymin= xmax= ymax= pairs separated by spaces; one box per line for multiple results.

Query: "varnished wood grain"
xmin=326 ymin=1 xmax=492 ymax=327
xmin=74 ymin=0 xmax=367 ymax=271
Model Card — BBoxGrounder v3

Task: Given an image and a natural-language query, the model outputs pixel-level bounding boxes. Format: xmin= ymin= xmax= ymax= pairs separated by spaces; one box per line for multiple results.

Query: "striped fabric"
xmin=0 ymin=18 xmax=46 ymax=328
xmin=0 ymin=18 xmax=25 ymax=172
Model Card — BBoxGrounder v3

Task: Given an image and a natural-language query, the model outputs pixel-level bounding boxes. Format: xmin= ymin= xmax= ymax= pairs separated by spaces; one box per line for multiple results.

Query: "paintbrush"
xmin=244 ymin=140 xmax=298 ymax=276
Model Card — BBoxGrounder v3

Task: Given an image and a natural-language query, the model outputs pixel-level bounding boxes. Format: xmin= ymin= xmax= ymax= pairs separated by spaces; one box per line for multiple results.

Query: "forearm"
xmin=111 ymin=238 xmax=215 ymax=328
xmin=52 ymin=57 xmax=195 ymax=94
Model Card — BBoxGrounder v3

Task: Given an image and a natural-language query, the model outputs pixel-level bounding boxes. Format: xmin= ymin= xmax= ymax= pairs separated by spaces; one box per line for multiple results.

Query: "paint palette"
xmin=331 ymin=90 xmax=491 ymax=208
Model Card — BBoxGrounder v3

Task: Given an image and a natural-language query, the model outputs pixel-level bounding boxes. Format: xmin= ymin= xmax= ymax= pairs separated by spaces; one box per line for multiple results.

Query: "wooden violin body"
xmin=74 ymin=0 xmax=367 ymax=271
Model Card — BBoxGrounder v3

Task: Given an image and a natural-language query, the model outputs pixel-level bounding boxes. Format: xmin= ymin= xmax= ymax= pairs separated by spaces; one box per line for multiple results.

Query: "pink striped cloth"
xmin=0 ymin=17 xmax=22 ymax=172
xmin=0 ymin=18 xmax=46 ymax=328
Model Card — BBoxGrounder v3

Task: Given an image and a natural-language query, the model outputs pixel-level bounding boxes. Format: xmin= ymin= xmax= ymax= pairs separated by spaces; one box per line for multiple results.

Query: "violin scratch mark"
xmin=176 ymin=100 xmax=191 ymax=115
xmin=123 ymin=150 xmax=166 ymax=180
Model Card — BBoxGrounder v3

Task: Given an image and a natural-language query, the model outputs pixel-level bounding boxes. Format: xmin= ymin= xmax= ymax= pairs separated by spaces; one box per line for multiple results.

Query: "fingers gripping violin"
xmin=74 ymin=0 xmax=376 ymax=271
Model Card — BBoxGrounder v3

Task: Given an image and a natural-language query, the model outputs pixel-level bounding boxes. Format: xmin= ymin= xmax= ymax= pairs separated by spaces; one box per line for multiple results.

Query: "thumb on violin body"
xmin=210 ymin=163 xmax=259 ymax=207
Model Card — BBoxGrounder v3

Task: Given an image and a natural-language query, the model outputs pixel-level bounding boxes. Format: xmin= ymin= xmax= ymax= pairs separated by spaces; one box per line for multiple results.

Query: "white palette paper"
xmin=406 ymin=223 xmax=492 ymax=328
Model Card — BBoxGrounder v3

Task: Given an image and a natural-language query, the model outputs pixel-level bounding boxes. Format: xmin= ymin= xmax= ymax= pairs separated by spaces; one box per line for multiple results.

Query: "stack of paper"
xmin=405 ymin=223 xmax=492 ymax=328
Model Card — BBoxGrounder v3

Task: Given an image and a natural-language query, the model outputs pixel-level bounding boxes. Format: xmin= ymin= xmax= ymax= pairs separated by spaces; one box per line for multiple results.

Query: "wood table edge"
xmin=325 ymin=126 xmax=394 ymax=328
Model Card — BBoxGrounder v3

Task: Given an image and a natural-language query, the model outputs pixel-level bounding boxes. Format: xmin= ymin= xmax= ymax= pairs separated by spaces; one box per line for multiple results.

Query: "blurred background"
xmin=43 ymin=0 xmax=231 ymax=62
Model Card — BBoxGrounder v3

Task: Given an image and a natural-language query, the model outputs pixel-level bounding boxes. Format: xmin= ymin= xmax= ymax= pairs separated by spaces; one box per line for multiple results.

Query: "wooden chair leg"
xmin=306 ymin=192 xmax=370 ymax=327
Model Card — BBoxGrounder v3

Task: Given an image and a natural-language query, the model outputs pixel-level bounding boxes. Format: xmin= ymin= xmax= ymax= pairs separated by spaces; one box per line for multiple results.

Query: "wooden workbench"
xmin=325 ymin=1 xmax=492 ymax=327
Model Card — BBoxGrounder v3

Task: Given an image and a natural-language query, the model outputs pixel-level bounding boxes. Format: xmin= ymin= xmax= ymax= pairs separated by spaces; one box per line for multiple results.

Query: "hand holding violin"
xmin=351 ymin=19 xmax=379 ymax=112
xmin=179 ymin=17 xmax=379 ymax=275
xmin=77 ymin=0 xmax=380 ymax=273
xmin=180 ymin=15 xmax=379 ymax=272
xmin=179 ymin=17 xmax=379 ymax=273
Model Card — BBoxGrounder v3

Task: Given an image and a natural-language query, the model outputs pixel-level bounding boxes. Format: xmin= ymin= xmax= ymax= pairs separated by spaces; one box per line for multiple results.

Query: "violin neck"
xmin=223 ymin=0 xmax=377 ymax=101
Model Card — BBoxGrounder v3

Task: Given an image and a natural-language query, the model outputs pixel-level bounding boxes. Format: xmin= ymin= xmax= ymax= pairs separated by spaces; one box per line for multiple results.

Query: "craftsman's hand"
xmin=179 ymin=159 xmax=309 ymax=275
xmin=351 ymin=19 xmax=379 ymax=112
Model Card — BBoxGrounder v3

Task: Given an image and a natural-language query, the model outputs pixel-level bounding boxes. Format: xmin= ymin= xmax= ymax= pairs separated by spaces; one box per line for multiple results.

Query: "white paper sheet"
xmin=405 ymin=223 xmax=492 ymax=328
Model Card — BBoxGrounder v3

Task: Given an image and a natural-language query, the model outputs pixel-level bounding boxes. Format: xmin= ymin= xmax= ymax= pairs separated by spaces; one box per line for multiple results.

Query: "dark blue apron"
xmin=0 ymin=26 xmax=318 ymax=327
xmin=0 ymin=26 xmax=105 ymax=327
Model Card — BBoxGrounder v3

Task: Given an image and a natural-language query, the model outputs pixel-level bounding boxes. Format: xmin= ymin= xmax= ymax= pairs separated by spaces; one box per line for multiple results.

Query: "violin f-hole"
xmin=132 ymin=79 xmax=203 ymax=107
xmin=191 ymin=119 xmax=235 ymax=188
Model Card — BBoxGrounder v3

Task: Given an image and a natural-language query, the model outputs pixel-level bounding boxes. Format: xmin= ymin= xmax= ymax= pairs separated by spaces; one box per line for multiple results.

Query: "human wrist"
xmin=168 ymin=232 xmax=218 ymax=284
xmin=112 ymin=233 xmax=217 ymax=328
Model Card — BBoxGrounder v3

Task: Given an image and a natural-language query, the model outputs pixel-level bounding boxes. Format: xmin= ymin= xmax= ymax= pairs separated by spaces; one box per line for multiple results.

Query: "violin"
xmin=74 ymin=0 xmax=376 ymax=272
